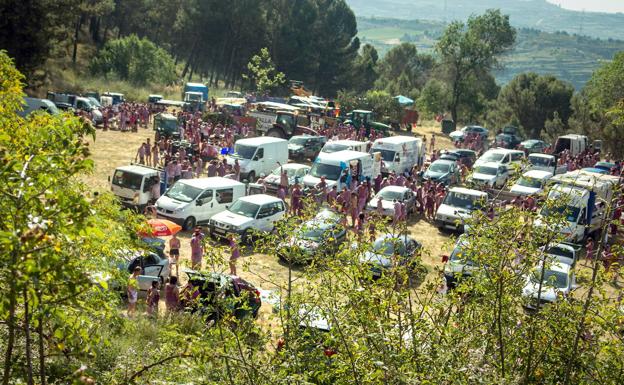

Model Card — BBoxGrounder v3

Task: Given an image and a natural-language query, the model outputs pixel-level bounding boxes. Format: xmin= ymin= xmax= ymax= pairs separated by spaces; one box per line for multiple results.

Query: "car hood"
xmin=449 ymin=130 xmax=465 ymax=138
xmin=156 ymin=195 xmax=189 ymax=211
xmin=264 ymin=174 xmax=280 ymax=185
xmin=281 ymin=236 xmax=320 ymax=252
xmin=288 ymin=144 xmax=304 ymax=151
xmin=360 ymin=251 xmax=392 ymax=268
xmin=437 ymin=203 xmax=472 ymax=218
xmin=444 ymin=259 xmax=478 ymax=275
xmin=226 ymin=156 xmax=251 ymax=169
xmin=510 ymin=185 xmax=541 ymax=196
xmin=472 ymin=172 xmax=495 ymax=182
xmin=522 ymin=281 xmax=561 ymax=303
xmin=211 ymin=210 xmax=254 ymax=227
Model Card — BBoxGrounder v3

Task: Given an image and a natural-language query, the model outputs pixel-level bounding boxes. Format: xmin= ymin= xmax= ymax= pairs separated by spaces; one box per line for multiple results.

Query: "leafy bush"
xmin=90 ymin=35 xmax=176 ymax=85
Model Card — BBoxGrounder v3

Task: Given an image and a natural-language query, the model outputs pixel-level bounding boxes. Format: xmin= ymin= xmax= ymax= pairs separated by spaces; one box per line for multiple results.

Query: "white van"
xmin=209 ymin=194 xmax=286 ymax=242
xmin=111 ymin=165 xmax=167 ymax=211
xmin=510 ymin=170 xmax=553 ymax=196
xmin=434 ymin=187 xmax=488 ymax=232
xmin=474 ymin=148 xmax=525 ymax=172
xmin=554 ymin=134 xmax=588 ymax=157
xmin=227 ymin=137 xmax=288 ymax=182
xmin=303 ymin=150 xmax=381 ymax=190
xmin=321 ymin=139 xmax=368 ymax=154
xmin=370 ymin=135 xmax=425 ymax=174
xmin=156 ymin=177 xmax=246 ymax=230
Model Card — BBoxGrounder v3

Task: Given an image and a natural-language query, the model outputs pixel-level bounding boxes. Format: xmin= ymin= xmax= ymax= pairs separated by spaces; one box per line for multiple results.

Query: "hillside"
xmin=357 ymin=17 xmax=624 ymax=88
xmin=348 ymin=0 xmax=624 ymax=40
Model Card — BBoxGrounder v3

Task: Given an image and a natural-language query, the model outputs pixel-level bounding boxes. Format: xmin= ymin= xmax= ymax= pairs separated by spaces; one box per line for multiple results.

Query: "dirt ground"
xmin=84 ymin=123 xmax=458 ymax=316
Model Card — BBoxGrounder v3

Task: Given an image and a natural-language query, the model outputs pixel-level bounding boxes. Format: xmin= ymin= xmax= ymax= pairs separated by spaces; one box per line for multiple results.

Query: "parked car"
xmin=495 ymin=133 xmax=522 ymax=149
xmin=468 ymin=162 xmax=510 ymax=189
xmin=111 ymin=251 xmax=170 ymax=294
xmin=519 ymin=139 xmax=549 ymax=154
xmin=18 ymin=97 xmax=60 ymax=117
xmin=594 ymin=161 xmax=617 ymax=173
xmin=423 ymin=159 xmax=460 ymax=185
xmin=543 ymin=243 xmax=578 ymax=267
xmin=522 ymin=262 xmax=577 ymax=310
xmin=357 ymin=234 xmax=422 ymax=279
xmin=443 ymin=234 xmax=478 ymax=288
xmin=509 ymin=170 xmax=553 ymax=196
xmin=366 ymin=186 xmax=417 ymax=217
xmin=288 ymin=135 xmax=327 ymax=160
xmin=278 ymin=209 xmax=347 ymax=263
xmin=452 ymin=149 xmax=478 ymax=168
xmin=474 ymin=148 xmax=526 ymax=172
xmin=209 ymin=194 xmax=286 ymax=242
xmin=263 ymin=163 xmax=311 ymax=194
xmin=180 ymin=269 xmax=261 ymax=321
xmin=449 ymin=125 xmax=489 ymax=142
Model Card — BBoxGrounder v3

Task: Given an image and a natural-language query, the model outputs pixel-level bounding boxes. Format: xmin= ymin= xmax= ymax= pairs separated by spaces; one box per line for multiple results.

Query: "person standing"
xmin=291 ymin=184 xmax=303 ymax=216
xmin=146 ymin=280 xmax=160 ymax=317
xmin=233 ymin=159 xmax=241 ymax=181
xmin=229 ymin=234 xmax=240 ymax=276
xmin=165 ymin=276 xmax=180 ymax=312
xmin=136 ymin=143 xmax=146 ymax=165
xmin=169 ymin=233 xmax=181 ymax=277
xmin=190 ymin=228 xmax=204 ymax=270
xmin=584 ymin=238 xmax=594 ymax=267
xmin=127 ymin=266 xmax=141 ymax=317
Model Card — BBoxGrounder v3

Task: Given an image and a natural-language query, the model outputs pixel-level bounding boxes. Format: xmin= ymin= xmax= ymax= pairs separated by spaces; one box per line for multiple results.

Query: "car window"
xmin=216 ymin=189 xmax=233 ymax=204
xmin=257 ymin=204 xmax=272 ymax=218
xmin=198 ymin=189 xmax=213 ymax=201
xmin=143 ymin=253 xmax=159 ymax=265
xmin=511 ymin=153 xmax=523 ymax=161
xmin=254 ymin=148 xmax=264 ymax=160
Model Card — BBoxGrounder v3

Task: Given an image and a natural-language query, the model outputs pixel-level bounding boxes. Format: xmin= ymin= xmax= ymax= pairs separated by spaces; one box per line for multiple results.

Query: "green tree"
xmin=375 ymin=42 xmax=434 ymax=96
xmin=89 ymin=34 xmax=176 ymax=85
xmin=489 ymin=72 xmax=574 ymax=138
xmin=350 ymin=43 xmax=379 ymax=93
xmin=245 ymin=47 xmax=286 ymax=94
xmin=416 ymin=79 xmax=450 ymax=119
xmin=436 ymin=9 xmax=516 ymax=123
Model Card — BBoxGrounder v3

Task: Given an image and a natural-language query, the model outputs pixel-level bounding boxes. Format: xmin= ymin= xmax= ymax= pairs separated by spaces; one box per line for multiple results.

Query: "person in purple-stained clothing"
xmin=374 ymin=173 xmax=382 ymax=194
xmin=233 ymin=159 xmax=241 ymax=181
xmin=291 ymin=184 xmax=303 ymax=216
xmin=229 ymin=234 xmax=240 ymax=276
xmin=207 ymin=161 xmax=217 ymax=177
xmin=392 ymin=199 xmax=402 ymax=228
xmin=190 ymin=228 xmax=204 ymax=270
xmin=357 ymin=182 xmax=368 ymax=214
xmin=277 ymin=185 xmax=287 ymax=201
xmin=327 ymin=185 xmax=338 ymax=207
xmin=217 ymin=161 xmax=226 ymax=177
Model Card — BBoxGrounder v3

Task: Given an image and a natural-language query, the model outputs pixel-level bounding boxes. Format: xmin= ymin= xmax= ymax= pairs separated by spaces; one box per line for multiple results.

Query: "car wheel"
xmin=267 ymin=128 xmax=286 ymax=139
xmin=247 ymin=171 xmax=256 ymax=183
xmin=183 ymin=216 xmax=196 ymax=231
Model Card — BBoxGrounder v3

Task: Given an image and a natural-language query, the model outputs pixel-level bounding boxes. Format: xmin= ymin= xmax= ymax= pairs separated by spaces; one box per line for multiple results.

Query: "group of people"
xmin=101 ymin=102 xmax=158 ymax=132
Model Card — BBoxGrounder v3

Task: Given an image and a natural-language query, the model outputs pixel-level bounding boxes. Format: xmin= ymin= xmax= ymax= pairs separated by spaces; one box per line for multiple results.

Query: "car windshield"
xmin=228 ymin=200 xmax=260 ymax=218
xmin=289 ymin=137 xmax=308 ymax=146
xmin=474 ymin=166 xmax=497 ymax=175
xmin=429 ymin=163 xmax=450 ymax=173
xmin=443 ymin=192 xmax=483 ymax=211
xmin=88 ymin=97 xmax=101 ymax=107
xmin=322 ymin=143 xmax=348 ymax=153
xmin=271 ymin=167 xmax=297 ymax=177
xmin=529 ymin=156 xmax=551 ymax=167
xmin=377 ymin=189 xmax=404 ymax=201
xmin=299 ymin=222 xmax=332 ymax=241
xmin=373 ymin=148 xmax=395 ymax=162
xmin=481 ymin=152 xmax=505 ymax=162
xmin=540 ymin=205 xmax=581 ymax=222
xmin=310 ymin=162 xmax=342 ymax=180
xmin=164 ymin=182 xmax=202 ymax=203
xmin=373 ymin=238 xmax=406 ymax=256
xmin=112 ymin=170 xmax=143 ymax=190
xmin=517 ymin=176 xmax=542 ymax=188
xmin=530 ymin=268 xmax=568 ymax=289
xmin=232 ymin=144 xmax=257 ymax=159
xmin=546 ymin=246 xmax=574 ymax=260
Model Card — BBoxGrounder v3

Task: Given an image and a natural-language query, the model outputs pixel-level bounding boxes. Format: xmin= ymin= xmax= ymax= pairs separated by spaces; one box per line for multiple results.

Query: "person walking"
xmin=169 ymin=233 xmax=180 ymax=276
xmin=229 ymin=234 xmax=240 ymax=276
xmin=146 ymin=280 xmax=160 ymax=317
xmin=127 ymin=266 xmax=141 ymax=317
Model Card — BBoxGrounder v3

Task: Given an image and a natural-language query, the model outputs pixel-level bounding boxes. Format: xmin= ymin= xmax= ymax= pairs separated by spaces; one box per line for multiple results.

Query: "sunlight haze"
xmin=546 ymin=0 xmax=624 ymax=13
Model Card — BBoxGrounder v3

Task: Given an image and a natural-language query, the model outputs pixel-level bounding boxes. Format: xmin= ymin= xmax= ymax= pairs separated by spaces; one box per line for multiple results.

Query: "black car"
xmin=288 ymin=135 xmax=327 ymax=161
xmin=440 ymin=149 xmax=477 ymax=168
xmin=495 ymin=133 xmax=522 ymax=149
xmin=181 ymin=270 xmax=262 ymax=321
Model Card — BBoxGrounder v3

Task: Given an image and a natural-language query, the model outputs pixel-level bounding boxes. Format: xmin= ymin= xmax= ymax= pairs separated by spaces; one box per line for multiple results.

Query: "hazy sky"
xmin=546 ymin=0 xmax=624 ymax=13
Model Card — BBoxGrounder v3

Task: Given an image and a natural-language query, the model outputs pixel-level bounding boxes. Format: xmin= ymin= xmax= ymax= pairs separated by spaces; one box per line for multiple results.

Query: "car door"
xmin=260 ymin=201 xmax=285 ymax=231
xmin=137 ymin=264 xmax=164 ymax=291
xmin=255 ymin=203 xmax=274 ymax=232
xmin=195 ymin=189 xmax=214 ymax=222
xmin=497 ymin=166 xmax=508 ymax=187
xmin=214 ymin=188 xmax=234 ymax=217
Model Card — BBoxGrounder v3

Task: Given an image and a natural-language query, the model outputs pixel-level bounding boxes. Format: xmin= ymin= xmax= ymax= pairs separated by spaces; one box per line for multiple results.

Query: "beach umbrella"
xmin=146 ymin=218 xmax=182 ymax=236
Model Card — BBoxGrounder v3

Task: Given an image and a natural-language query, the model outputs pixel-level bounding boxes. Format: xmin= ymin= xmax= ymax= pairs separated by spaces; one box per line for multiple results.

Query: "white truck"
xmin=553 ymin=134 xmax=588 ymax=157
xmin=303 ymin=150 xmax=381 ymax=191
xmin=155 ymin=177 xmax=246 ymax=230
xmin=227 ymin=137 xmax=289 ymax=182
xmin=110 ymin=164 xmax=167 ymax=211
xmin=370 ymin=135 xmax=426 ymax=175
xmin=528 ymin=153 xmax=567 ymax=175
xmin=434 ymin=187 xmax=488 ymax=232
xmin=537 ymin=170 xmax=618 ymax=243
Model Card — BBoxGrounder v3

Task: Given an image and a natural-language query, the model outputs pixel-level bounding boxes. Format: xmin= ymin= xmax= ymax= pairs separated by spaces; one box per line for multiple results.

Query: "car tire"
xmin=247 ymin=171 xmax=256 ymax=184
xmin=183 ymin=216 xmax=196 ymax=231
xmin=267 ymin=128 xmax=286 ymax=139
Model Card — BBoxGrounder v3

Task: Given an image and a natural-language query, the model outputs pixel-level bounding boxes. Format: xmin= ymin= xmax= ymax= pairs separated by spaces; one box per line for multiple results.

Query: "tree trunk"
xmin=1 ymin=283 xmax=16 ymax=385
xmin=72 ymin=15 xmax=83 ymax=66
xmin=23 ymin=289 xmax=34 ymax=385
xmin=37 ymin=291 xmax=46 ymax=385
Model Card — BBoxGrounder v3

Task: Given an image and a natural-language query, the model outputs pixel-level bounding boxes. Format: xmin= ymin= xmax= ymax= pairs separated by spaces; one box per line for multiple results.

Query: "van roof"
xmin=448 ymin=187 xmax=488 ymax=197
xmin=178 ymin=177 xmax=245 ymax=189
xmin=522 ymin=170 xmax=553 ymax=179
xmin=317 ymin=150 xmax=370 ymax=162
xmin=236 ymin=137 xmax=287 ymax=146
xmin=239 ymin=194 xmax=283 ymax=205
xmin=185 ymin=82 xmax=207 ymax=88
xmin=116 ymin=165 xmax=160 ymax=176
xmin=373 ymin=136 xmax=419 ymax=145
xmin=486 ymin=148 xmax=524 ymax=155
xmin=559 ymin=134 xmax=587 ymax=140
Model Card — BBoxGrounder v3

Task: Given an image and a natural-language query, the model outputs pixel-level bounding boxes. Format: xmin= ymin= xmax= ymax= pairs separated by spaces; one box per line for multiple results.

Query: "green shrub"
xmin=90 ymin=35 xmax=176 ymax=86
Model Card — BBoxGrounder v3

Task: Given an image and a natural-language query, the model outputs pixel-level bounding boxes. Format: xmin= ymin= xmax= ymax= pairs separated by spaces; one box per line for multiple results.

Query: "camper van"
xmin=155 ymin=177 xmax=246 ymax=230
xmin=370 ymin=136 xmax=425 ymax=174
xmin=110 ymin=165 xmax=167 ymax=211
xmin=226 ymin=137 xmax=289 ymax=182
xmin=303 ymin=150 xmax=381 ymax=191
xmin=320 ymin=139 xmax=368 ymax=154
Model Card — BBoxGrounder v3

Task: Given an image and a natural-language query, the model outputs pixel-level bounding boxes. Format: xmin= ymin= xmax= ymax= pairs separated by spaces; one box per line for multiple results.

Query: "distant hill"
xmin=357 ymin=17 xmax=624 ymax=89
xmin=348 ymin=0 xmax=624 ymax=41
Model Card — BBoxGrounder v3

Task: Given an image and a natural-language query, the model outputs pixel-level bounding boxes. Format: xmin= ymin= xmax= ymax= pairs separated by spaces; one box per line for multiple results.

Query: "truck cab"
xmin=153 ymin=113 xmax=180 ymax=140
xmin=111 ymin=165 xmax=167 ymax=211
xmin=303 ymin=150 xmax=380 ymax=191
